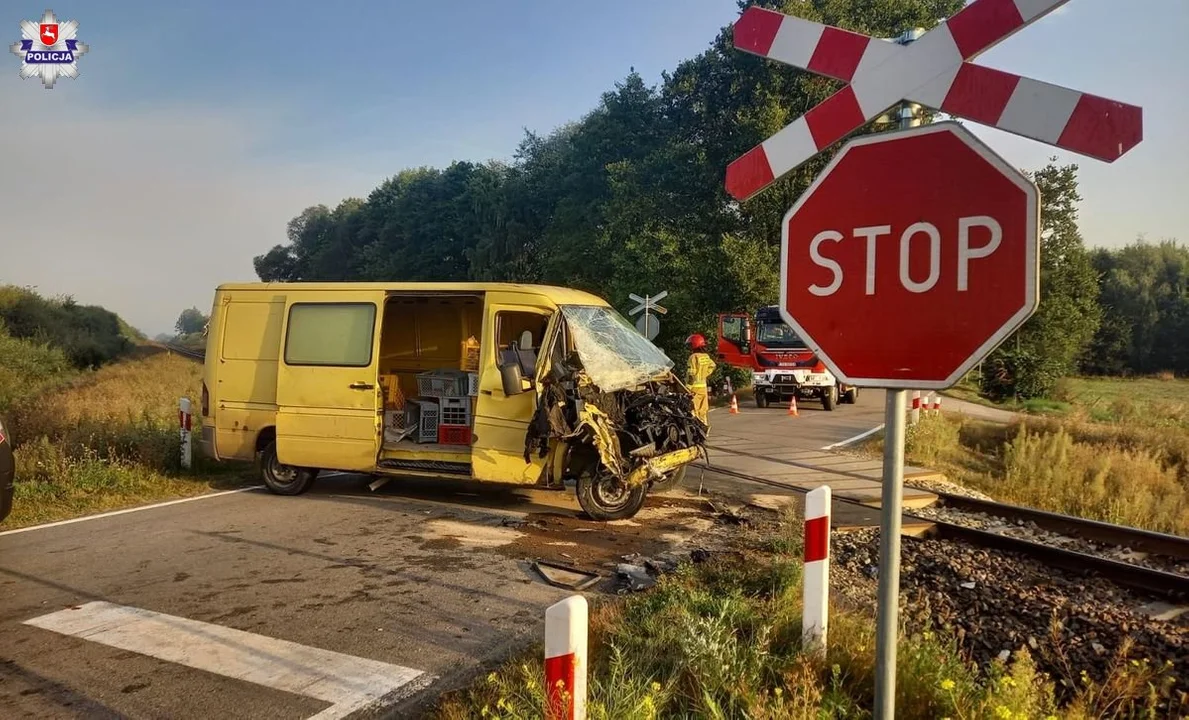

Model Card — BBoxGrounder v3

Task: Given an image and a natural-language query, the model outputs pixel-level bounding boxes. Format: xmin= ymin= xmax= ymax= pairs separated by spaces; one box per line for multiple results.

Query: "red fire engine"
xmin=716 ymin=306 xmax=858 ymax=411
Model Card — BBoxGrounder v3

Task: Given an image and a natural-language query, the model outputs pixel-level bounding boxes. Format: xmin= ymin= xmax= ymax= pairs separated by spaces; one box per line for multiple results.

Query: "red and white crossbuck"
xmin=725 ymin=0 xmax=1143 ymax=201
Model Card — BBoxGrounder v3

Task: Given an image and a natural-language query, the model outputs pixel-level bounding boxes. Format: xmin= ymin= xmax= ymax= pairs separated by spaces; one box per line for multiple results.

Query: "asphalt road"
xmin=0 ymin=395 xmax=891 ymax=719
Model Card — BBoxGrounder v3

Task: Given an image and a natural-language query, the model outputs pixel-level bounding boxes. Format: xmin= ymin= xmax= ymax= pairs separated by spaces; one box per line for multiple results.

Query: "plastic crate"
xmin=416 ymin=369 xmax=469 ymax=398
xmin=439 ymin=396 xmax=471 ymax=427
xmin=404 ymin=398 xmax=439 ymax=443
xmin=467 ymin=372 xmax=479 ymax=396
xmin=438 ymin=424 xmax=472 ymax=446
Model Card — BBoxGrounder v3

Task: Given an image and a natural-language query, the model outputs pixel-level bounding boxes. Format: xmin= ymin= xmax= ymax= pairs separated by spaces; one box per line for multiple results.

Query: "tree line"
xmin=250 ymin=0 xmax=1186 ymax=398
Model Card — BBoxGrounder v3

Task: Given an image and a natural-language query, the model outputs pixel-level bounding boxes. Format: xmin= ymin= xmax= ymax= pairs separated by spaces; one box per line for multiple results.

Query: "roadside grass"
xmin=433 ymin=511 xmax=1169 ymax=719
xmin=946 ymin=375 xmax=1189 ymax=429
xmin=4 ymin=346 xmax=250 ymax=529
xmin=870 ymin=413 xmax=1189 ymax=537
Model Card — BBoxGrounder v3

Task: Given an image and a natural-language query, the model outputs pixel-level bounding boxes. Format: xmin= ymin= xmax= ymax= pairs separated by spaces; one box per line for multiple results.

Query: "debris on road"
xmin=532 ymin=560 xmax=601 ymax=591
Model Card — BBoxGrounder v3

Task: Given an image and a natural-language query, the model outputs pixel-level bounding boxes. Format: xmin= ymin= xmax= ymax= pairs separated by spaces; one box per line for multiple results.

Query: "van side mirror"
xmin=500 ymin=362 xmax=527 ymax=396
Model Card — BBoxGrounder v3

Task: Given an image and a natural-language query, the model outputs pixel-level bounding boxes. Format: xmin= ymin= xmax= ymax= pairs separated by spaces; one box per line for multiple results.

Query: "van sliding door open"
xmin=275 ymin=293 xmax=384 ymax=472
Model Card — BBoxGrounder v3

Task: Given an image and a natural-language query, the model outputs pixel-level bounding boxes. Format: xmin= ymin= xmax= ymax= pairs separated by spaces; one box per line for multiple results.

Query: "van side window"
xmin=496 ymin=311 xmax=550 ymax=374
xmin=285 ymin=303 xmax=377 ymax=367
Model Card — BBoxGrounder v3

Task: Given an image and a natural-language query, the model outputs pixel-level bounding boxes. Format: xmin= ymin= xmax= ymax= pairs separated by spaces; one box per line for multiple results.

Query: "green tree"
xmin=1085 ymin=238 xmax=1189 ymax=375
xmin=175 ymin=307 xmax=208 ymax=335
xmin=982 ymin=162 xmax=1101 ymax=399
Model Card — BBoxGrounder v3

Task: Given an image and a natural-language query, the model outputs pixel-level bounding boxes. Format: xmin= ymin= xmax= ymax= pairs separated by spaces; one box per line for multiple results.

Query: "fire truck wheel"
xmin=822 ymin=385 xmax=838 ymax=411
xmin=842 ymin=385 xmax=859 ymax=404
xmin=755 ymin=391 xmax=769 ymax=408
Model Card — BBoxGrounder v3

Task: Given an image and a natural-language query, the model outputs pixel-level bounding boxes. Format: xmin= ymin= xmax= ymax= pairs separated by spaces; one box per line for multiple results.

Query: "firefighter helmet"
xmin=686 ymin=333 xmax=707 ymax=351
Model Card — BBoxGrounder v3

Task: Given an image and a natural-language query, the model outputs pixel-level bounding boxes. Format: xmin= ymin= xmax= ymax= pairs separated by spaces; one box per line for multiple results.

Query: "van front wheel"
xmin=576 ymin=469 xmax=647 ymax=521
xmin=259 ymin=442 xmax=318 ymax=496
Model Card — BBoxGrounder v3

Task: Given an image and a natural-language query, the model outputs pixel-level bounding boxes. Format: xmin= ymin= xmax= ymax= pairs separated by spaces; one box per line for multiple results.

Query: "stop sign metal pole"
xmin=874 ymin=39 xmax=921 ymax=714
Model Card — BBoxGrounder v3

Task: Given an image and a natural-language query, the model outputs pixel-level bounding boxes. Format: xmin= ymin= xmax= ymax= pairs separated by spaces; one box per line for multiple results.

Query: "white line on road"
xmin=24 ymin=601 xmax=432 ymax=720
xmin=0 ymin=486 xmax=265 ymax=537
xmin=820 ymin=424 xmax=885 ymax=451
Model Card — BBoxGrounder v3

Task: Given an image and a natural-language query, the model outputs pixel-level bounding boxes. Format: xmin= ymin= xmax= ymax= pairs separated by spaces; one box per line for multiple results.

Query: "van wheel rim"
xmin=268 ymin=454 xmax=298 ymax=485
xmin=592 ymin=474 xmax=631 ymax=510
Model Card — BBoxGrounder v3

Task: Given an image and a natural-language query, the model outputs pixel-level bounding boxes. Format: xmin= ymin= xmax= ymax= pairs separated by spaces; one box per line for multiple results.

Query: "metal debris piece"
xmin=532 ymin=560 xmax=601 ymax=591
xmin=616 ymin=563 xmax=655 ymax=592
xmin=368 ymin=476 xmax=391 ymax=492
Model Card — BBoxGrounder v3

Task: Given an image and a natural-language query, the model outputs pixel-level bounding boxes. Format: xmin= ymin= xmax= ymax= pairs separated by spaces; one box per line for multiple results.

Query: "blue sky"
xmin=2 ymin=0 xmax=1186 ymax=335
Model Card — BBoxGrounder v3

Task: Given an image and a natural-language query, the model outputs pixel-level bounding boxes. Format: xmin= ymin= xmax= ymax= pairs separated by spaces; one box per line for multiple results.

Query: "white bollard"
xmin=179 ymin=397 xmax=192 ymax=470
xmin=933 ymin=394 xmax=942 ymax=414
xmin=545 ymin=595 xmax=588 ymax=720
xmin=910 ymin=391 xmax=921 ymax=425
xmin=803 ymin=485 xmax=831 ymax=653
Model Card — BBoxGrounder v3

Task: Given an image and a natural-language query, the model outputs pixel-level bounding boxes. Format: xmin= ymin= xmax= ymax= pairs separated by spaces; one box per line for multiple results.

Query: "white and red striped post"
xmin=803 ymin=485 xmax=831 ymax=652
xmin=910 ymin=391 xmax=921 ymax=425
xmin=545 ymin=595 xmax=587 ymax=720
xmin=932 ymin=394 xmax=942 ymax=414
xmin=179 ymin=397 xmax=192 ymax=470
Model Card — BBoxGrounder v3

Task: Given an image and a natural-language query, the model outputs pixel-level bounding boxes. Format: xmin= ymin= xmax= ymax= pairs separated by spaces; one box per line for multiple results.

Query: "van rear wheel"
xmin=259 ymin=441 xmax=318 ymax=496
xmin=576 ymin=468 xmax=647 ymax=521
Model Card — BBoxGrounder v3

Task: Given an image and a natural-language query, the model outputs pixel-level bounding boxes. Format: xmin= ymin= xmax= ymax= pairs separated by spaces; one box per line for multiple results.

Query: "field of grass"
xmin=947 ymin=375 xmax=1189 ymax=429
xmin=434 ymin=511 xmax=1169 ymax=719
xmin=871 ymin=412 xmax=1189 ymax=536
xmin=3 ymin=344 xmax=250 ymax=528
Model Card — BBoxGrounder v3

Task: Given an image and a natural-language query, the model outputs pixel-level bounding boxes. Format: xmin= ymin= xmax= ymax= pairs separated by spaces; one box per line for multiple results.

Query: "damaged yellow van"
xmin=200 ymin=282 xmax=705 ymax=520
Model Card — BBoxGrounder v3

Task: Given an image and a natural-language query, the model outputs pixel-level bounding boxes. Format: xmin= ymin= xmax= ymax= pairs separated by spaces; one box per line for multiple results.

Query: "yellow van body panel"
xmin=274 ymin=290 xmax=385 ymax=471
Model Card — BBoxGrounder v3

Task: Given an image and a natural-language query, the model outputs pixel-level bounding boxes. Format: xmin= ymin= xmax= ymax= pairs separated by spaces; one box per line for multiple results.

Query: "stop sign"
xmin=780 ymin=121 xmax=1039 ymax=389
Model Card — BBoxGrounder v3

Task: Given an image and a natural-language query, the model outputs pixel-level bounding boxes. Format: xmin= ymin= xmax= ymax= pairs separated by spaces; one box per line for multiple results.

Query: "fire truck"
xmin=716 ymin=306 xmax=858 ymax=411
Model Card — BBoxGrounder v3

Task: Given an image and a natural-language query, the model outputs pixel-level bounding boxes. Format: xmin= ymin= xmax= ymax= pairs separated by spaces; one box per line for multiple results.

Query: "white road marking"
xmin=0 ymin=486 xmax=265 ymax=537
xmin=820 ymin=424 xmax=885 ymax=451
xmin=24 ymin=601 xmax=432 ymax=720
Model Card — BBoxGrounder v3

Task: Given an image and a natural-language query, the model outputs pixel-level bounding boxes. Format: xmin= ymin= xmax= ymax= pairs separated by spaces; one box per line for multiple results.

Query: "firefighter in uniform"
xmin=685 ymin=333 xmax=716 ymax=427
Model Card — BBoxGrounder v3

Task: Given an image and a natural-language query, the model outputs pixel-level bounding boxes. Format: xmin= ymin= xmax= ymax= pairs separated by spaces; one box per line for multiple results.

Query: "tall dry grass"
xmin=899 ymin=414 xmax=1189 ymax=536
xmin=4 ymin=346 xmax=247 ymax=528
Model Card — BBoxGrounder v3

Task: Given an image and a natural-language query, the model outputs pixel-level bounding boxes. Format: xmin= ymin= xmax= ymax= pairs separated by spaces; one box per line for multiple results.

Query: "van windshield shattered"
xmin=561 ymin=305 xmax=674 ymax=392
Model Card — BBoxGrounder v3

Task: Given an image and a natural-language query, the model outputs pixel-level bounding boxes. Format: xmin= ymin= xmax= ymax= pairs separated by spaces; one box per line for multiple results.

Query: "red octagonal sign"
xmin=780 ymin=121 xmax=1039 ymax=389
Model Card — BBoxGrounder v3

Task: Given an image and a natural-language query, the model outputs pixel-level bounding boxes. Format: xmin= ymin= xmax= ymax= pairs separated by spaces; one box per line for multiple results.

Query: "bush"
xmin=0 ymin=286 xmax=132 ymax=369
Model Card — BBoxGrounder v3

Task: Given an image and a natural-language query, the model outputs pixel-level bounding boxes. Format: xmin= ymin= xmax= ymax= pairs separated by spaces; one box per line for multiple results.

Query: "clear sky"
xmin=2 ymin=0 xmax=1185 ymax=336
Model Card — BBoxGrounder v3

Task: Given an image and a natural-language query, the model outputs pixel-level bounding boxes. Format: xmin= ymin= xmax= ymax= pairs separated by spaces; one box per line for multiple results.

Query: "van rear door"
xmin=275 ymin=292 xmax=383 ymax=472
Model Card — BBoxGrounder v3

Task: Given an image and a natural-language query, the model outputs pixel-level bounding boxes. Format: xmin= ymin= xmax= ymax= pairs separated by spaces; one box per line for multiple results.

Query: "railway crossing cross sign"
xmin=627 ymin=291 xmax=668 ymax=341
xmin=725 ymin=0 xmax=1143 ymax=202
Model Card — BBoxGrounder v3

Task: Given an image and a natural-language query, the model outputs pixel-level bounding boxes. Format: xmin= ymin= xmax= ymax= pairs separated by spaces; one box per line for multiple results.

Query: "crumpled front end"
xmin=523 ymin=307 xmax=707 ymax=489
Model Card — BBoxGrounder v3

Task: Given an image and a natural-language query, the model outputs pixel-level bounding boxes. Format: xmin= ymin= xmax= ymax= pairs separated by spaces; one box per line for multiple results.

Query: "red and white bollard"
xmin=179 ymin=397 xmax=192 ymax=470
xmin=804 ymin=485 xmax=831 ymax=652
xmin=545 ymin=595 xmax=587 ymax=720
xmin=932 ymin=394 xmax=942 ymax=414
xmin=910 ymin=391 xmax=921 ymax=425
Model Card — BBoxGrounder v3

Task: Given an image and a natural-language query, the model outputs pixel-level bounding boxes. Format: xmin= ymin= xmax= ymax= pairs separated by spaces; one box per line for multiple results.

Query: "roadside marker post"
xmin=803 ymin=485 xmax=831 ymax=653
xmin=545 ymin=595 xmax=588 ymax=720
xmin=178 ymin=397 xmax=192 ymax=470
xmin=722 ymin=1 xmax=1142 ymax=716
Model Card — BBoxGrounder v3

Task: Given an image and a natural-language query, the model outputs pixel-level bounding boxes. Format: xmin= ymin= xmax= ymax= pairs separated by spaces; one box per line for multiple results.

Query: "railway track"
xmin=161 ymin=343 xmax=205 ymax=360
xmin=698 ymin=456 xmax=1189 ymax=600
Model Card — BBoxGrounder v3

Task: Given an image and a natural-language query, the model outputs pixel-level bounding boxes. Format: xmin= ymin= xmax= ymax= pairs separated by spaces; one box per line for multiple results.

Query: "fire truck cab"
xmin=716 ymin=306 xmax=858 ymax=411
